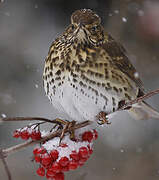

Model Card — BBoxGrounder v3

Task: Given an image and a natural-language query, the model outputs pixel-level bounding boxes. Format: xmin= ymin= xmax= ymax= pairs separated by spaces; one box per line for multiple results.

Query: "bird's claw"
xmin=54 ymin=119 xmax=76 ymax=144
xmin=96 ymin=111 xmax=111 ymax=125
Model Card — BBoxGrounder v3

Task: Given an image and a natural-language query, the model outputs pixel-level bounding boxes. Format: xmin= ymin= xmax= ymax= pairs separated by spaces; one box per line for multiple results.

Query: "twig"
xmin=118 ymin=88 xmax=159 ymax=110
xmin=0 ymin=149 xmax=12 ymax=180
xmin=2 ymin=120 xmax=92 ymax=157
xmin=0 ymin=117 xmax=56 ymax=123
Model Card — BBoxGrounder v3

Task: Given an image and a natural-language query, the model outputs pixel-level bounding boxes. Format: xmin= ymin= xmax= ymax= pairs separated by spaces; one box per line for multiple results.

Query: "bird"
xmin=43 ymin=9 xmax=159 ymax=126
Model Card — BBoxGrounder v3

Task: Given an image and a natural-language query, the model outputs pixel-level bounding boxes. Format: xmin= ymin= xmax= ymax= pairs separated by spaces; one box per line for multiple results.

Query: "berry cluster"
xmin=13 ymin=127 xmax=41 ymax=140
xmin=34 ymin=129 xmax=98 ymax=180
xmin=12 ymin=124 xmax=98 ymax=180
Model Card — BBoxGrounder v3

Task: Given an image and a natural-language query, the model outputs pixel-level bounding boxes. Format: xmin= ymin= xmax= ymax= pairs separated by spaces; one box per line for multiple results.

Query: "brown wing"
xmin=103 ymin=33 xmax=144 ymax=92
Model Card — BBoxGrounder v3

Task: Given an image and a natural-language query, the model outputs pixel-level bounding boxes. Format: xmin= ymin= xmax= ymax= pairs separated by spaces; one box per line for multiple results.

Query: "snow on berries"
xmin=12 ymin=125 xmax=41 ymax=141
xmin=12 ymin=124 xmax=98 ymax=180
xmin=35 ymin=129 xmax=97 ymax=179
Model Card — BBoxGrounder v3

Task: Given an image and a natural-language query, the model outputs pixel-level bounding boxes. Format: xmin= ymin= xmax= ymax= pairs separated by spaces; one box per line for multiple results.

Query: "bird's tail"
xmin=128 ymin=101 xmax=159 ymax=120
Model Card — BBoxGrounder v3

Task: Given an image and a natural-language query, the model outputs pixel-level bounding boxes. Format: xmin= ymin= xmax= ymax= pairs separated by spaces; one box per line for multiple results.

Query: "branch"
xmin=2 ymin=120 xmax=92 ymax=157
xmin=0 ymin=117 xmax=58 ymax=124
xmin=0 ymin=149 xmax=12 ymax=180
xmin=118 ymin=88 xmax=159 ymax=110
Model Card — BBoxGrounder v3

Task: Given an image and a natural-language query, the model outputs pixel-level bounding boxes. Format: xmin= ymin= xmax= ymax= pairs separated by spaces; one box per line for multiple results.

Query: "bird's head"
xmin=63 ymin=9 xmax=104 ymax=46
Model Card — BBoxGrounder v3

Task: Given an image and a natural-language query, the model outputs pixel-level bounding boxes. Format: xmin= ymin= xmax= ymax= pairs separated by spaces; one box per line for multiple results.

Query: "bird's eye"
xmin=91 ymin=26 xmax=96 ymax=32
xmin=91 ymin=25 xmax=100 ymax=32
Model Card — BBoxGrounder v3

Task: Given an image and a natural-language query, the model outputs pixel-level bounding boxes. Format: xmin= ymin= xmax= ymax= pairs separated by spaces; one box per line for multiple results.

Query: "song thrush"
xmin=43 ymin=9 xmax=159 ymax=125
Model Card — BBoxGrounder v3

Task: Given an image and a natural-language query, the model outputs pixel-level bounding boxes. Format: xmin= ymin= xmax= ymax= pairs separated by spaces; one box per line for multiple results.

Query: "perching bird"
xmin=43 ymin=9 xmax=159 ymax=125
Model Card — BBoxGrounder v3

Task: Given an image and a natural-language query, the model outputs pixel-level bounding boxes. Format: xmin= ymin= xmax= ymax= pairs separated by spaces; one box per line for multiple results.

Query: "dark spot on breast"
xmin=50 ymin=63 xmax=53 ymax=70
xmin=55 ymin=70 xmax=61 ymax=76
xmin=107 ymin=82 xmax=111 ymax=87
xmin=51 ymin=79 xmax=54 ymax=83
xmin=59 ymin=63 xmax=64 ymax=69
xmin=125 ymin=93 xmax=131 ymax=100
xmin=55 ymin=77 xmax=61 ymax=81
xmin=46 ymin=82 xmax=49 ymax=94
xmin=95 ymin=63 xmax=99 ymax=68
xmin=112 ymin=97 xmax=116 ymax=106
xmin=79 ymin=57 xmax=84 ymax=63
xmin=124 ymin=87 xmax=128 ymax=91
xmin=113 ymin=86 xmax=119 ymax=93
xmin=73 ymin=78 xmax=77 ymax=83
xmin=119 ymin=88 xmax=123 ymax=92
xmin=52 ymin=57 xmax=59 ymax=62
xmin=79 ymin=81 xmax=87 ymax=87
xmin=45 ymin=67 xmax=48 ymax=73
xmin=49 ymin=71 xmax=53 ymax=76
xmin=66 ymin=65 xmax=71 ymax=71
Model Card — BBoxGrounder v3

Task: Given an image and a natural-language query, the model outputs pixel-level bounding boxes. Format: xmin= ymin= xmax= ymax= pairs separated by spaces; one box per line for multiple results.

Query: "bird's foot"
xmin=54 ymin=118 xmax=76 ymax=143
xmin=96 ymin=112 xmax=111 ymax=125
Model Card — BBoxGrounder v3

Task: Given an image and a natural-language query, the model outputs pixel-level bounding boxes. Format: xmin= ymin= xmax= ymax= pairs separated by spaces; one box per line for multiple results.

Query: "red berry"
xmin=93 ymin=129 xmax=98 ymax=140
xmin=31 ymin=131 xmax=41 ymax=140
xmin=51 ymin=162 xmax=61 ymax=173
xmin=60 ymin=143 xmax=68 ymax=148
xmin=79 ymin=147 xmax=89 ymax=158
xmin=61 ymin=165 xmax=69 ymax=172
xmin=41 ymin=153 xmax=52 ymax=166
xmin=33 ymin=147 xmax=39 ymax=155
xmin=50 ymin=150 xmax=59 ymax=161
xmin=36 ymin=167 xmax=45 ymax=177
xmin=82 ymin=131 xmax=93 ymax=142
xmin=13 ymin=130 xmax=20 ymax=138
xmin=37 ymin=147 xmax=47 ymax=154
xmin=34 ymin=155 xmax=41 ymax=163
xmin=59 ymin=157 xmax=69 ymax=167
xmin=70 ymin=151 xmax=79 ymax=161
xmin=69 ymin=160 xmax=78 ymax=170
xmin=46 ymin=168 xmax=56 ymax=178
xmin=20 ymin=130 xmax=30 ymax=140
xmin=54 ymin=172 xmax=64 ymax=180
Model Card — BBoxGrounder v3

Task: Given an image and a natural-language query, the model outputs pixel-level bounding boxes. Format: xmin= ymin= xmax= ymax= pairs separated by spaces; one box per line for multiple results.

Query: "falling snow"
xmin=134 ymin=72 xmax=139 ymax=78
xmin=35 ymin=4 xmax=38 ymax=9
xmin=114 ymin=10 xmax=119 ymax=14
xmin=1 ymin=113 xmax=7 ymax=118
xmin=122 ymin=17 xmax=127 ymax=22
xmin=109 ymin=13 xmax=113 ymax=17
xmin=35 ymin=84 xmax=39 ymax=88
xmin=138 ymin=10 xmax=144 ymax=16
xmin=120 ymin=149 xmax=124 ymax=153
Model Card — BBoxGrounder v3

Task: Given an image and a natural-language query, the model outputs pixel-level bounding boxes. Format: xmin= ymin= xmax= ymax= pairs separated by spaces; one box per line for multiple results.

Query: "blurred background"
xmin=0 ymin=0 xmax=159 ymax=179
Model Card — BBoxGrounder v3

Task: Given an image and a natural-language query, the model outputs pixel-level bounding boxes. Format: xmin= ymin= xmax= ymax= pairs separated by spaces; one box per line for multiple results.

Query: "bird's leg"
xmin=96 ymin=111 xmax=111 ymax=125
xmin=68 ymin=120 xmax=76 ymax=141
xmin=54 ymin=118 xmax=76 ymax=143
